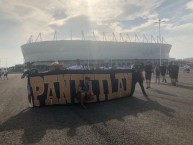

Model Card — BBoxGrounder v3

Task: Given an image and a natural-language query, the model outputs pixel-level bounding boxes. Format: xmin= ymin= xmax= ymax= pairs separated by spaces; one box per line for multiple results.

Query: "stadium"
xmin=21 ymin=33 xmax=172 ymax=70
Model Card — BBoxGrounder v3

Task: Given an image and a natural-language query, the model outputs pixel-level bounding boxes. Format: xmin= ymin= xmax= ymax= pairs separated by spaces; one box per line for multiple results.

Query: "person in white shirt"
xmin=67 ymin=59 xmax=85 ymax=70
xmin=103 ymin=65 xmax=112 ymax=70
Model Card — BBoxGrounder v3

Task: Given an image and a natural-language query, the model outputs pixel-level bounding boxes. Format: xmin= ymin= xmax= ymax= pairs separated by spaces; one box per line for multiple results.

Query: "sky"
xmin=0 ymin=0 xmax=193 ymax=67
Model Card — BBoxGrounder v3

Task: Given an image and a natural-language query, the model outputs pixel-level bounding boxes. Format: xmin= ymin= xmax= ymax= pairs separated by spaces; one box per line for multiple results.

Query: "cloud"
xmin=164 ymin=23 xmax=193 ymax=58
xmin=186 ymin=1 xmax=193 ymax=10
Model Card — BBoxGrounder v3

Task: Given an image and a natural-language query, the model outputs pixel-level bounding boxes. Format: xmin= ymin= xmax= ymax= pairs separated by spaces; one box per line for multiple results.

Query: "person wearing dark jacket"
xmin=130 ymin=59 xmax=148 ymax=97
xmin=170 ymin=61 xmax=179 ymax=86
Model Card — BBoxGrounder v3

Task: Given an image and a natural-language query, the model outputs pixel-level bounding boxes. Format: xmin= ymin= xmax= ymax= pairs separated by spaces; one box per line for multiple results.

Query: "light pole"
xmin=155 ymin=19 xmax=165 ymax=66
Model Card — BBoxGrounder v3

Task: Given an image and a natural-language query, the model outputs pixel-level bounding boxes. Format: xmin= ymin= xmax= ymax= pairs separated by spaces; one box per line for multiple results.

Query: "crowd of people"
xmin=143 ymin=61 xmax=180 ymax=87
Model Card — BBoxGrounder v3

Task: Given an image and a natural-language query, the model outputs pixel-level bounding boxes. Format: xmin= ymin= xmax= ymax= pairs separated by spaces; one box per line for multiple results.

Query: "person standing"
xmin=155 ymin=64 xmax=160 ymax=83
xmin=160 ymin=63 xmax=167 ymax=83
xmin=0 ymin=69 xmax=3 ymax=80
xmin=130 ymin=59 xmax=148 ymax=97
xmin=144 ymin=61 xmax=153 ymax=89
xmin=167 ymin=61 xmax=172 ymax=79
xmin=3 ymin=69 xmax=8 ymax=80
xmin=170 ymin=61 xmax=179 ymax=86
xmin=176 ymin=62 xmax=180 ymax=82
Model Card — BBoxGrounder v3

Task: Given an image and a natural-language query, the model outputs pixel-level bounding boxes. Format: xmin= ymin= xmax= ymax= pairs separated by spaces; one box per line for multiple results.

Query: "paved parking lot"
xmin=0 ymin=69 xmax=193 ymax=145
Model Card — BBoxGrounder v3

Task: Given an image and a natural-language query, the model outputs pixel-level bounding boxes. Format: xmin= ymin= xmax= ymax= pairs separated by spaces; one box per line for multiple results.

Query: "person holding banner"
xmin=130 ymin=59 xmax=148 ymax=97
xmin=21 ymin=62 xmax=38 ymax=107
xmin=76 ymin=77 xmax=95 ymax=108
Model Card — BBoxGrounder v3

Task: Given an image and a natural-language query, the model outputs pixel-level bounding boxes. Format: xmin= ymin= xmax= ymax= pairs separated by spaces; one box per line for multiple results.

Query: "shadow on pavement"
xmin=176 ymin=83 xmax=193 ymax=90
xmin=0 ymin=96 xmax=175 ymax=144
xmin=150 ymin=88 xmax=177 ymax=97
xmin=157 ymin=82 xmax=193 ymax=91
xmin=178 ymin=82 xmax=193 ymax=86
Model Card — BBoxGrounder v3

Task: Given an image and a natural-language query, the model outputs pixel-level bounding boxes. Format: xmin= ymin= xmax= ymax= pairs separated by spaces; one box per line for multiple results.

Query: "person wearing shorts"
xmin=155 ymin=65 xmax=160 ymax=83
xmin=144 ymin=61 xmax=153 ymax=89
xmin=160 ymin=63 xmax=167 ymax=83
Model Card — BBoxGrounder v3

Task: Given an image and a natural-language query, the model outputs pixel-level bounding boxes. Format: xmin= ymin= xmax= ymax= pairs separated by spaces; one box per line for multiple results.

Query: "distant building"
xmin=21 ymin=33 xmax=172 ymax=69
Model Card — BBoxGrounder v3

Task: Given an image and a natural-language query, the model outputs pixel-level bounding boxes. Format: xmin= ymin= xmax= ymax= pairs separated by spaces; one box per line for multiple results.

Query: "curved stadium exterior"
xmin=21 ymin=39 xmax=172 ymax=68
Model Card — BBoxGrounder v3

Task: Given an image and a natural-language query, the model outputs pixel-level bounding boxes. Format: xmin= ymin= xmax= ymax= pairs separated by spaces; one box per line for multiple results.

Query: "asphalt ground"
xmin=0 ymin=69 xmax=193 ymax=145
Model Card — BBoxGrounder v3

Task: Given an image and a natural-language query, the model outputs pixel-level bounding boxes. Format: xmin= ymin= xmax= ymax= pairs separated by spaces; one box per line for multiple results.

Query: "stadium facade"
xmin=21 ymin=35 xmax=172 ymax=69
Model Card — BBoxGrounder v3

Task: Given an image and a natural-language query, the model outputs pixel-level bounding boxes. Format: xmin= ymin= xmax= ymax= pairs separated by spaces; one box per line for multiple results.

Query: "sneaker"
xmin=29 ymin=103 xmax=33 ymax=108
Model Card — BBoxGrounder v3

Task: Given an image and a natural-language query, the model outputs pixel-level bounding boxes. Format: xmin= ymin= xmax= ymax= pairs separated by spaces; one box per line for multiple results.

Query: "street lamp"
xmin=155 ymin=19 xmax=165 ymax=66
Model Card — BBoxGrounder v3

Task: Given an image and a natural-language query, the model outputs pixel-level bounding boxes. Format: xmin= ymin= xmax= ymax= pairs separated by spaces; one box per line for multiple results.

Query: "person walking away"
xmin=155 ymin=65 xmax=160 ymax=83
xmin=130 ymin=59 xmax=148 ymax=97
xmin=144 ymin=61 xmax=153 ymax=89
xmin=160 ymin=63 xmax=167 ymax=83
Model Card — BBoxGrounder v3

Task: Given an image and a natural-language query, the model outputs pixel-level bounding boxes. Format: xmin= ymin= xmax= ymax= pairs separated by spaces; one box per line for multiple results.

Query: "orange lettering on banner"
xmin=44 ymin=75 xmax=58 ymax=105
xmin=58 ymin=74 xmax=71 ymax=104
xmin=30 ymin=76 xmax=44 ymax=106
xmin=115 ymin=73 xmax=126 ymax=98
xmin=95 ymin=74 xmax=106 ymax=101
xmin=124 ymin=73 xmax=132 ymax=96
xmin=71 ymin=74 xmax=84 ymax=103
xmin=105 ymin=74 xmax=116 ymax=100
